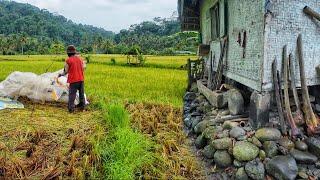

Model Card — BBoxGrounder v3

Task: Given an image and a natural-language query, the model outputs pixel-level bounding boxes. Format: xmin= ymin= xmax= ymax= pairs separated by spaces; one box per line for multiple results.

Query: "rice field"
xmin=0 ymin=54 xmax=204 ymax=179
xmin=0 ymin=54 xmax=194 ymax=107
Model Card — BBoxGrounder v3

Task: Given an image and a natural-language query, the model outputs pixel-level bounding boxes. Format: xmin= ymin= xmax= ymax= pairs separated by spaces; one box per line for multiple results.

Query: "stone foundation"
xmin=184 ymin=87 xmax=320 ymax=179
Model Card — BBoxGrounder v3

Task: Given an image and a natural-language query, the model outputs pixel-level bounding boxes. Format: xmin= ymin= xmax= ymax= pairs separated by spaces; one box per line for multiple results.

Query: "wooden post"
xmin=187 ymin=58 xmax=192 ymax=90
xmin=303 ymin=6 xmax=320 ymax=21
xmin=297 ymin=34 xmax=319 ymax=134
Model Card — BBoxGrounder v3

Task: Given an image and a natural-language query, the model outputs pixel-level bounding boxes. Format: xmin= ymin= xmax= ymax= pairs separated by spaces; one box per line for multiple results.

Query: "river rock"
xmin=234 ymin=159 xmax=244 ymax=168
xmin=196 ymin=106 xmax=205 ymax=114
xmin=306 ymin=137 xmax=320 ymax=157
xmin=191 ymin=117 xmax=201 ymax=130
xmin=245 ymin=159 xmax=265 ymax=180
xmin=216 ymin=130 xmax=230 ymax=139
xmin=194 ymin=120 xmax=211 ymax=134
xmin=255 ymin=128 xmax=281 ymax=142
xmin=233 ymin=141 xmax=259 ymax=161
xmin=237 ymin=135 xmax=247 ymax=141
xmin=184 ymin=92 xmax=196 ymax=102
xmin=266 ymin=155 xmax=298 ymax=180
xmin=195 ymin=134 xmax=207 ymax=149
xmin=251 ymin=136 xmax=262 ymax=148
xmin=236 ymin=167 xmax=249 ymax=180
xmin=203 ymin=126 xmax=222 ymax=139
xmin=203 ymin=144 xmax=216 ymax=159
xmin=259 ymin=150 xmax=266 ymax=160
xmin=295 ymin=141 xmax=308 ymax=151
xmin=190 ymin=83 xmax=198 ymax=92
xmin=214 ymin=150 xmax=232 ymax=168
xmin=203 ymin=104 xmax=212 ymax=114
xmin=228 ymin=89 xmax=244 ymax=115
xmin=223 ymin=121 xmax=239 ymax=130
xmin=184 ymin=116 xmax=193 ymax=128
xmin=278 ymin=137 xmax=295 ymax=150
xmin=211 ymin=138 xmax=232 ymax=150
xmin=230 ymin=127 xmax=246 ymax=139
xmin=263 ymin=141 xmax=278 ymax=158
xmin=290 ymin=149 xmax=318 ymax=164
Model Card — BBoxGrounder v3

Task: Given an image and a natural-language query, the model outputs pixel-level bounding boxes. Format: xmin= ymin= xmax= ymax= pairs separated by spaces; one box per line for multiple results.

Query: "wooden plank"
xmin=197 ymin=80 xmax=227 ymax=108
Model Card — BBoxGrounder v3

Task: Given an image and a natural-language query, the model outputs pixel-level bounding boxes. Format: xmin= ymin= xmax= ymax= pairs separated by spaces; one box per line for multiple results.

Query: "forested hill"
xmin=0 ymin=0 xmax=198 ymax=55
xmin=0 ymin=0 xmax=114 ymax=52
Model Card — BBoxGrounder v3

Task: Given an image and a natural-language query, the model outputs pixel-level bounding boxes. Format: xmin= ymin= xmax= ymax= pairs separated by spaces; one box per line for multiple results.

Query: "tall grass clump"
xmin=97 ymin=103 xmax=156 ymax=179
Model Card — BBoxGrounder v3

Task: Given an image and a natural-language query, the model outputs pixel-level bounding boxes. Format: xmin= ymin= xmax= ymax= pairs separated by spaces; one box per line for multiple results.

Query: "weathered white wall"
xmin=224 ymin=0 xmax=265 ymax=91
xmin=200 ymin=0 xmax=265 ymax=91
xmin=263 ymin=0 xmax=320 ymax=91
xmin=200 ymin=0 xmax=320 ymax=92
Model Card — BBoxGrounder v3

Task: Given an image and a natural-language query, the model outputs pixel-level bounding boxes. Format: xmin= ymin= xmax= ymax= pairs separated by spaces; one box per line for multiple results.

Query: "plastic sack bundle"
xmin=0 ymin=69 xmax=87 ymax=104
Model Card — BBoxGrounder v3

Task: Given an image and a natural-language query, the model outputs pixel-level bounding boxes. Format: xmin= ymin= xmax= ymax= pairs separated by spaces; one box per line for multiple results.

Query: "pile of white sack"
xmin=0 ymin=69 xmax=87 ymax=105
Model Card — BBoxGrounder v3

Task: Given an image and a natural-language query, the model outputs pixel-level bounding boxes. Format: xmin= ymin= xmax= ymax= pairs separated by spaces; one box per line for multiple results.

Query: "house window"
xmin=211 ymin=3 xmax=220 ymax=40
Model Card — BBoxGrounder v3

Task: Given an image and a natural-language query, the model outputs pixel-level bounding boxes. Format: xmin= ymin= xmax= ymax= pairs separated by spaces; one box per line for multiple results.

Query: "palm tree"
xmin=20 ymin=34 xmax=27 ymax=55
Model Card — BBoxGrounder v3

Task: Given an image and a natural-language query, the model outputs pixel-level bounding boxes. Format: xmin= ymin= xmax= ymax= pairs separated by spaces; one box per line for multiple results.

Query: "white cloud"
xmin=14 ymin=0 xmax=178 ymax=32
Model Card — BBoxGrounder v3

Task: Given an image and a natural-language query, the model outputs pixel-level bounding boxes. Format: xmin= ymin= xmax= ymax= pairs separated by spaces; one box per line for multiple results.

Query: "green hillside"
xmin=0 ymin=0 xmax=198 ymax=55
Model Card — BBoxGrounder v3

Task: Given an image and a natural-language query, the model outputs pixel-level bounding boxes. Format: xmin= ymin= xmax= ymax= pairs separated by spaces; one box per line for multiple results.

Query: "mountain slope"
xmin=0 ymin=0 xmax=114 ymax=46
xmin=0 ymin=0 xmax=198 ymax=55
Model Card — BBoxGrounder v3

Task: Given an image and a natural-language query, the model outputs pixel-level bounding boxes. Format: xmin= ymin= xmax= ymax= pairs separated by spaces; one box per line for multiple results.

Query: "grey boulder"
xmin=266 ymin=155 xmax=298 ymax=180
xmin=306 ymin=137 xmax=320 ymax=157
xmin=195 ymin=134 xmax=207 ymax=149
xmin=233 ymin=141 xmax=259 ymax=161
xmin=203 ymin=144 xmax=216 ymax=159
xmin=214 ymin=150 xmax=232 ymax=168
xmin=228 ymin=89 xmax=244 ymax=115
xmin=255 ymin=128 xmax=281 ymax=142
xmin=211 ymin=138 xmax=232 ymax=150
xmin=230 ymin=127 xmax=246 ymax=139
xmin=245 ymin=159 xmax=265 ymax=180
xmin=290 ymin=149 xmax=318 ymax=164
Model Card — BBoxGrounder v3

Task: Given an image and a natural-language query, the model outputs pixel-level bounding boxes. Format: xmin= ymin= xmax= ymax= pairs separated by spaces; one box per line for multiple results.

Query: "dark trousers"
xmin=68 ymin=81 xmax=85 ymax=112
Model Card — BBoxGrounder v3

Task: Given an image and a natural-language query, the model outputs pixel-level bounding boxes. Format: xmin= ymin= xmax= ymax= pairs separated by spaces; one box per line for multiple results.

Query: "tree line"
xmin=0 ymin=0 xmax=199 ymax=55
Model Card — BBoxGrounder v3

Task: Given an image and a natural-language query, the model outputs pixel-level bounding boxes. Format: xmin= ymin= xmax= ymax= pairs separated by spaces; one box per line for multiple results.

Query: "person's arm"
xmin=82 ymin=60 xmax=86 ymax=71
xmin=59 ymin=63 xmax=69 ymax=77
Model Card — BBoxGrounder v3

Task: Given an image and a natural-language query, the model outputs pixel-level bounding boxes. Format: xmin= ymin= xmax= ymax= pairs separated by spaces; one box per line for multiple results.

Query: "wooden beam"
xmin=197 ymin=80 xmax=227 ymax=108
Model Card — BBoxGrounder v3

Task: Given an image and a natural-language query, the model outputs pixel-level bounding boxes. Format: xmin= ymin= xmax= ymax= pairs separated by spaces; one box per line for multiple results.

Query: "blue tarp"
xmin=0 ymin=97 xmax=24 ymax=110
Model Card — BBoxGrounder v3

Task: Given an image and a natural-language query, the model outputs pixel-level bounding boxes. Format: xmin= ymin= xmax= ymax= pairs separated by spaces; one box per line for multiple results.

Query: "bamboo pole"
xmin=303 ymin=6 xmax=320 ymax=22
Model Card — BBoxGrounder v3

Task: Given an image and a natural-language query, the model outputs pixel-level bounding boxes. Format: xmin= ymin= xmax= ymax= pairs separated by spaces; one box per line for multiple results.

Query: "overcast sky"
xmin=15 ymin=0 xmax=178 ymax=32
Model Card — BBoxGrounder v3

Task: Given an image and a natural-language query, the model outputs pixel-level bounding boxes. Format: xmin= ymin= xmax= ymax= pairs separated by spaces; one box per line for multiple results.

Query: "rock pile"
xmin=184 ymin=90 xmax=320 ymax=179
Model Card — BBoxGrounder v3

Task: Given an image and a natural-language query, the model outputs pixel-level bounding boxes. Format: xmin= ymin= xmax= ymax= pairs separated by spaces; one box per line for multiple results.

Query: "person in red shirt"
xmin=59 ymin=45 xmax=85 ymax=113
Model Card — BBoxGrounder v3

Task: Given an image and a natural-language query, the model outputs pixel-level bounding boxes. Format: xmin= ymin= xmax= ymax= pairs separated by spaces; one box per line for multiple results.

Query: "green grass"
xmin=96 ymin=103 xmax=155 ymax=179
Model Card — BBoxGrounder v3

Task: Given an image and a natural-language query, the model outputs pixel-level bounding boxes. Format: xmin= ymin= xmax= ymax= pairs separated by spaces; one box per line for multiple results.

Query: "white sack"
xmin=0 ymin=70 xmax=88 ymax=104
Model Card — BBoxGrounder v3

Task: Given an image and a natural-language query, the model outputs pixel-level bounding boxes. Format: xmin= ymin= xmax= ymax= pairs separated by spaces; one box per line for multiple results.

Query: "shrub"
xmin=111 ymin=58 xmax=116 ymax=65
xmin=85 ymin=55 xmax=91 ymax=64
